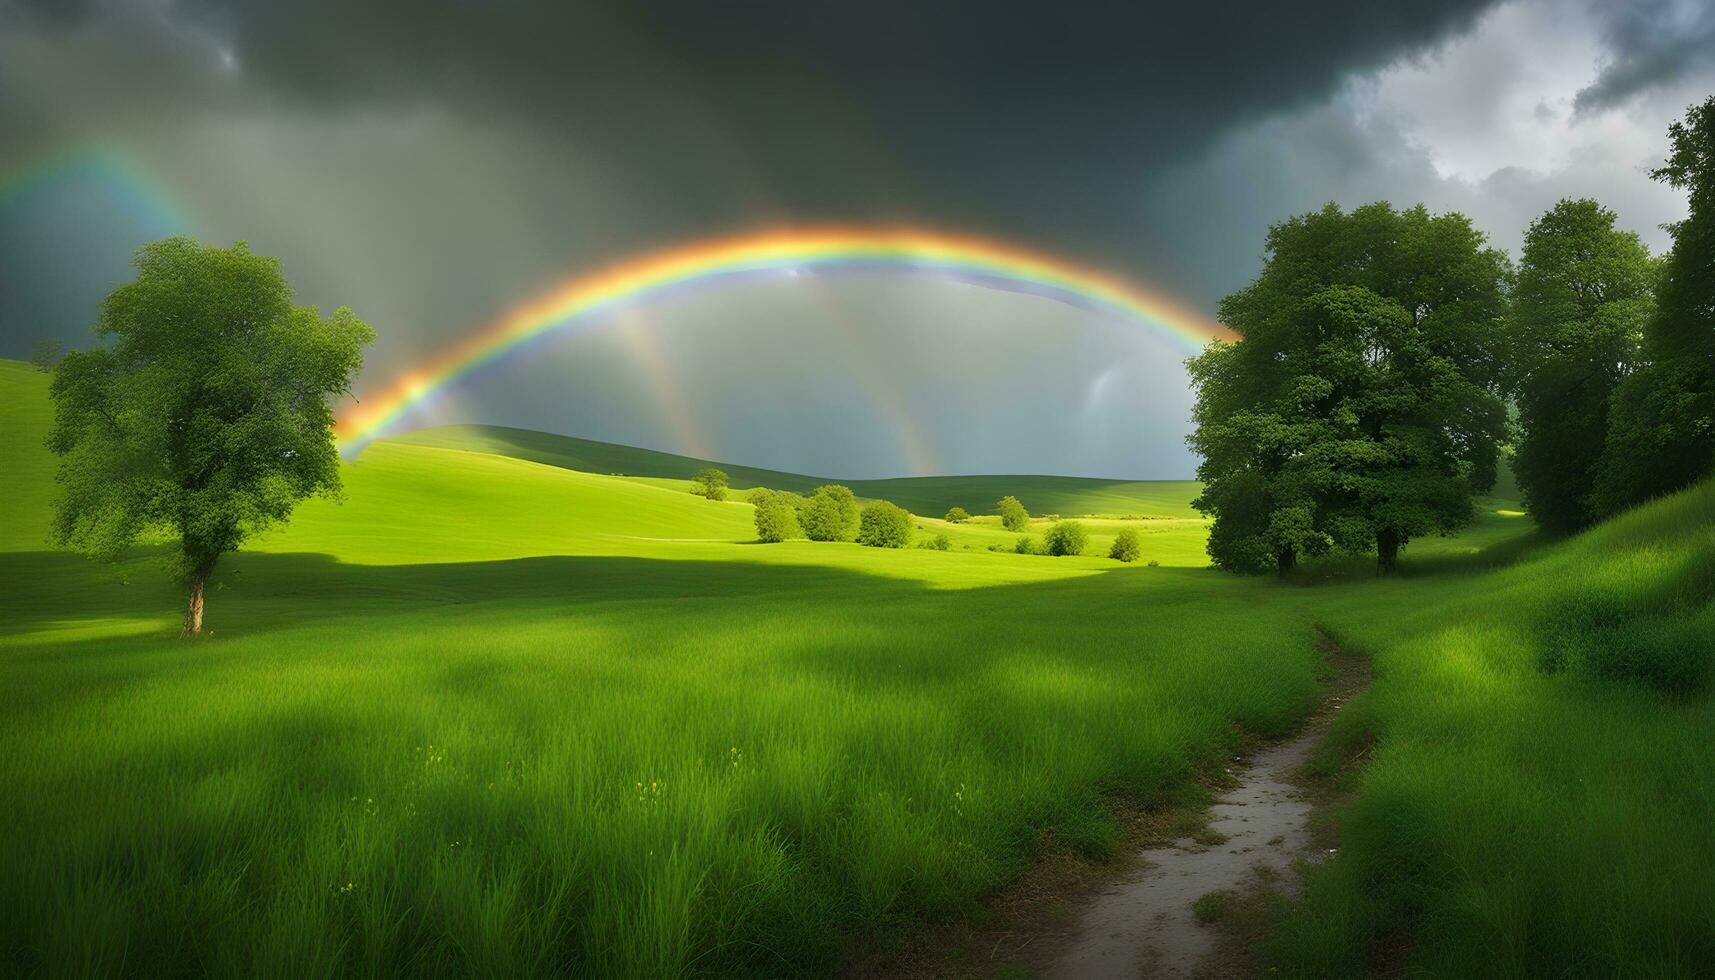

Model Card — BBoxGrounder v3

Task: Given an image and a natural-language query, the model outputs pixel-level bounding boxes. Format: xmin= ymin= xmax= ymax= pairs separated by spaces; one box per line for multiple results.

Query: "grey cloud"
xmin=1139 ymin=85 xmax=1690 ymax=314
xmin=1576 ymin=0 xmax=1715 ymax=112
xmin=6 ymin=0 xmax=1505 ymax=267
xmin=13 ymin=0 xmax=1706 ymax=479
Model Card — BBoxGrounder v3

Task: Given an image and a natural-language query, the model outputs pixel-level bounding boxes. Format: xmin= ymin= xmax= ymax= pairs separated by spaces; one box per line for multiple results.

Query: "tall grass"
xmin=1 ymin=362 xmax=1324 ymax=976
xmin=1277 ymin=479 xmax=1715 ymax=977
xmin=0 ymin=554 xmax=1325 ymax=976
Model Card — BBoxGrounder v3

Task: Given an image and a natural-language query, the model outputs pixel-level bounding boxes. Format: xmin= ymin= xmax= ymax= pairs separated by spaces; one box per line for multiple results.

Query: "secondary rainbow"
xmin=2 ymin=147 xmax=191 ymax=232
xmin=337 ymin=227 xmax=1235 ymax=453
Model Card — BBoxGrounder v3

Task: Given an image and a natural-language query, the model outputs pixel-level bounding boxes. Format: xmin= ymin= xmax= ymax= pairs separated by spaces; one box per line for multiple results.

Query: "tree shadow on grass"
xmin=1286 ymin=525 xmax=1545 ymax=586
xmin=0 ymin=546 xmax=1270 ymax=717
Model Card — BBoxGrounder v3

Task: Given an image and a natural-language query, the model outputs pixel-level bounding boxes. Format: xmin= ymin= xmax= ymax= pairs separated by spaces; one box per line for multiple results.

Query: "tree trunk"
xmin=181 ymin=560 xmax=214 ymax=637
xmin=1276 ymin=548 xmax=1297 ymax=577
xmin=1376 ymin=528 xmax=1400 ymax=575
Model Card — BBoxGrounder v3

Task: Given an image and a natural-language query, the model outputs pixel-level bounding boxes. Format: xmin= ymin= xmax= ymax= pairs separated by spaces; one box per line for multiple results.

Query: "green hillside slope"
xmin=1275 ymin=476 xmax=1715 ymax=977
xmin=0 ymin=361 xmax=54 ymax=552
xmin=390 ymin=423 xmax=1206 ymax=518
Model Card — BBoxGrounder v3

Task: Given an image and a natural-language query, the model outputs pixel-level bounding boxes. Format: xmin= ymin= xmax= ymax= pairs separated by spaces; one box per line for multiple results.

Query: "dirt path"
xmin=843 ymin=640 xmax=1369 ymax=980
xmin=1048 ymin=641 xmax=1368 ymax=979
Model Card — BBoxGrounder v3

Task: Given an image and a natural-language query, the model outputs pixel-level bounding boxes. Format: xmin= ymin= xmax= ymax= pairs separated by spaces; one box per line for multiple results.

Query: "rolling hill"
xmin=389 ymin=423 xmax=1207 ymax=519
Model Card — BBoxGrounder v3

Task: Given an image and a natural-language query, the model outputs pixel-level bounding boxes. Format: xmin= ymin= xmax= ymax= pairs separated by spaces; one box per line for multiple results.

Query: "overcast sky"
xmin=3 ymin=0 xmax=1712 ymax=478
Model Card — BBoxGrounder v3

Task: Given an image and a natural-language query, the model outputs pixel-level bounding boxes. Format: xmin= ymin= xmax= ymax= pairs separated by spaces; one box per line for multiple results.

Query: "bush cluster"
xmin=801 ymin=485 xmax=859 ymax=542
xmin=1043 ymin=520 xmax=1088 ymax=557
xmin=856 ymin=501 xmax=913 ymax=548
xmin=1109 ymin=528 xmax=1142 ymax=562
xmin=751 ymin=489 xmax=801 ymax=543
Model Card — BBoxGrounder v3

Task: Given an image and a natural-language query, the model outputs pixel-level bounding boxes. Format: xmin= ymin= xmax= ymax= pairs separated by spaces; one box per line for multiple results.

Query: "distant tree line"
xmin=1190 ymin=97 xmax=1715 ymax=574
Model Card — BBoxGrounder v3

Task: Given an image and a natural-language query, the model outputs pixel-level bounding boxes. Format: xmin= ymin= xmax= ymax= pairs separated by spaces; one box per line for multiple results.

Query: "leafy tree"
xmin=1043 ymin=520 xmax=1088 ymax=556
xmin=800 ymin=484 xmax=859 ymax=541
xmin=1506 ymin=199 xmax=1654 ymax=534
xmin=1109 ymin=527 xmax=1142 ymax=562
xmin=46 ymin=237 xmax=372 ymax=636
xmin=1190 ymin=203 xmax=1510 ymax=573
xmin=1186 ymin=341 xmax=1325 ymax=575
xmin=944 ymin=506 xmax=971 ymax=523
xmin=749 ymin=487 xmax=806 ymax=515
xmin=1596 ymin=98 xmax=1715 ymax=514
xmin=997 ymin=495 xmax=1029 ymax=532
xmin=856 ymin=501 xmax=913 ymax=548
xmin=752 ymin=489 xmax=800 ymax=542
xmin=691 ymin=468 xmax=729 ymax=501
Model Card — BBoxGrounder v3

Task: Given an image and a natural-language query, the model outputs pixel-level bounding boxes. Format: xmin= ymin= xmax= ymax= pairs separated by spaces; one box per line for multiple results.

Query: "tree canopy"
xmin=1042 ymin=520 xmax=1088 ymax=556
xmin=47 ymin=237 xmax=372 ymax=634
xmin=800 ymin=484 xmax=859 ymax=541
xmin=856 ymin=501 xmax=913 ymax=548
xmin=1108 ymin=527 xmax=1142 ymax=562
xmin=1596 ymin=97 xmax=1715 ymax=515
xmin=691 ymin=468 xmax=729 ymax=501
xmin=1189 ymin=202 xmax=1510 ymax=573
xmin=1507 ymin=199 xmax=1654 ymax=534
xmin=751 ymin=489 xmax=801 ymax=542
xmin=997 ymin=495 xmax=1029 ymax=532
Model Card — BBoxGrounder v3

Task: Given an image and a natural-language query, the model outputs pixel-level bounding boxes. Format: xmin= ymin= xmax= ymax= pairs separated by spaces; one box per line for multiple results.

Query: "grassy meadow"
xmin=4 ymin=356 xmax=1714 ymax=977
xmin=1275 ymin=477 xmax=1715 ymax=976
xmin=2 ymin=361 xmax=1319 ymax=976
xmin=392 ymin=424 xmax=1206 ymax=519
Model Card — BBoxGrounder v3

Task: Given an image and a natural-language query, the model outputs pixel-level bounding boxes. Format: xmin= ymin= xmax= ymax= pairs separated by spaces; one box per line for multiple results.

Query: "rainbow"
xmin=2 ymin=147 xmax=191 ymax=232
xmin=337 ymin=228 xmax=1234 ymax=462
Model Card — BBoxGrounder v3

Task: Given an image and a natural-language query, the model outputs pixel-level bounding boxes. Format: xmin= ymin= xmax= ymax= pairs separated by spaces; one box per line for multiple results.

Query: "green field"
xmin=392 ymin=424 xmax=1206 ymax=519
xmin=4 ymin=357 xmax=1713 ymax=977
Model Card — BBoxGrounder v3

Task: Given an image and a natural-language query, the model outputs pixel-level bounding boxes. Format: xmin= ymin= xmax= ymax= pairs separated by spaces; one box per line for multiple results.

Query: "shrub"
xmin=944 ymin=506 xmax=971 ymax=524
xmin=691 ymin=468 xmax=728 ymax=501
xmin=746 ymin=486 xmax=806 ymax=510
xmin=997 ymin=495 xmax=1030 ymax=532
xmin=856 ymin=501 xmax=913 ymax=548
xmin=751 ymin=490 xmax=800 ymax=543
xmin=915 ymin=533 xmax=952 ymax=551
xmin=1109 ymin=528 xmax=1142 ymax=562
xmin=1014 ymin=535 xmax=1041 ymax=555
xmin=801 ymin=485 xmax=859 ymax=541
xmin=1043 ymin=520 xmax=1088 ymax=557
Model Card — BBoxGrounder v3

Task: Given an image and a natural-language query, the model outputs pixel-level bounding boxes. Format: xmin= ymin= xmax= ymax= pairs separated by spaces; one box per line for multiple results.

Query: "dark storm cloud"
xmin=11 ymin=0 xmax=1503 ymax=266
xmin=46 ymin=0 xmax=1706 ymax=479
xmin=1576 ymin=0 xmax=1715 ymax=112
